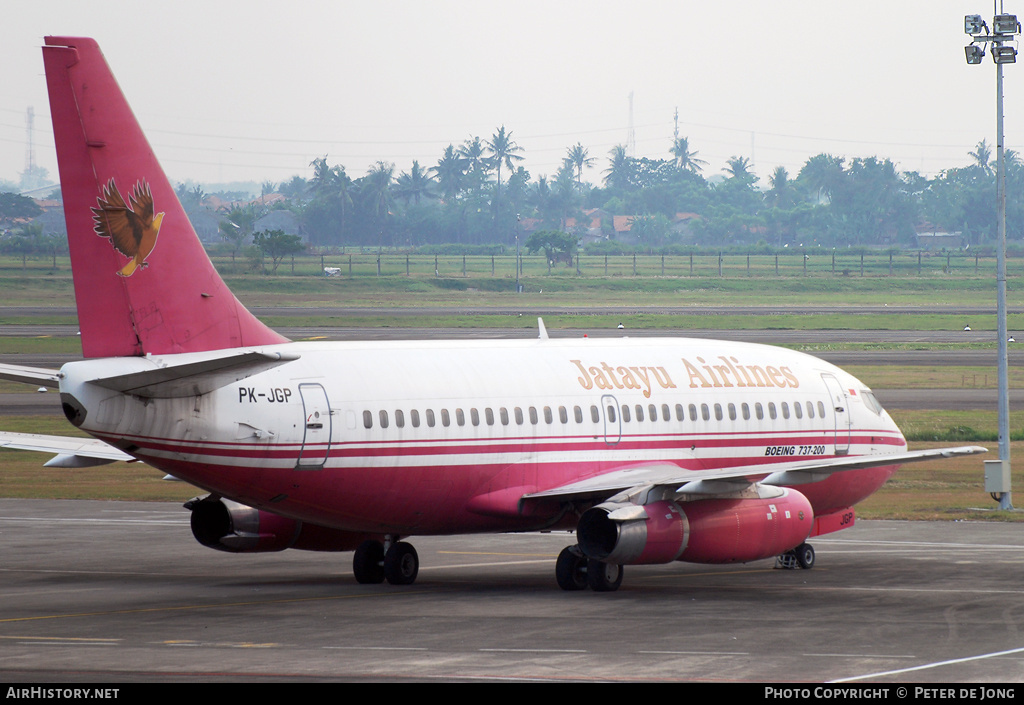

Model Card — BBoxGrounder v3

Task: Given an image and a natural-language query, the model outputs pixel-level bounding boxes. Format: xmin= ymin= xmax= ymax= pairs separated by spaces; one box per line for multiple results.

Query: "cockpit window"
xmin=862 ymin=390 xmax=883 ymax=415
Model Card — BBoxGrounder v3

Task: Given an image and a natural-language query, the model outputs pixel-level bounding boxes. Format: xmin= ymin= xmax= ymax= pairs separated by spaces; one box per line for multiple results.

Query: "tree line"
xmin=251 ymin=133 xmax=1023 ymax=252
xmin=3 ymin=132 xmax=1022 ymax=257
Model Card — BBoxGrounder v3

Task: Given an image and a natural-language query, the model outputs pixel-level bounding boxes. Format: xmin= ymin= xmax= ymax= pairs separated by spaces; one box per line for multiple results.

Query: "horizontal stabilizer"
xmin=0 ymin=363 xmax=60 ymax=387
xmin=0 ymin=431 xmax=135 ymax=465
xmin=89 ymin=350 xmax=300 ymax=398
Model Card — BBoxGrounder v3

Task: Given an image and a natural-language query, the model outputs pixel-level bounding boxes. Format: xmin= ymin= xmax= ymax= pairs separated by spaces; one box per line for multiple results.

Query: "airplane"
xmin=0 ymin=36 xmax=985 ymax=592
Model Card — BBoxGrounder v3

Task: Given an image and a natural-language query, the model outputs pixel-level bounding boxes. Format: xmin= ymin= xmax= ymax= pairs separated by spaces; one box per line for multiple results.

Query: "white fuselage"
xmin=57 ymin=336 xmax=906 ymax=534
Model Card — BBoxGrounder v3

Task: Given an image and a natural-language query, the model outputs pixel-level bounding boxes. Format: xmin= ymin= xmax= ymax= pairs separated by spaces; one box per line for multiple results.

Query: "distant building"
xmin=916 ymin=227 xmax=965 ymax=251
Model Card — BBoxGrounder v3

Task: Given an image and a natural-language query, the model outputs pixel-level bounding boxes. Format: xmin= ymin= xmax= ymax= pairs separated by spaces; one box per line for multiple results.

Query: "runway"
xmin=1 ymin=499 xmax=1023 ymax=683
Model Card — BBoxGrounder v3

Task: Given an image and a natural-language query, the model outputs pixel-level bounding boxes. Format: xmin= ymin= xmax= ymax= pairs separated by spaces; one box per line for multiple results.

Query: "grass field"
xmin=0 ymin=251 xmax=1022 ymax=310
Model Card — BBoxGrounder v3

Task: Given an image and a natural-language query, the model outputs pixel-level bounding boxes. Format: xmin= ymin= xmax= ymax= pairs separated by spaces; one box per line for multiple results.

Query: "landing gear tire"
xmin=587 ymin=559 xmax=624 ymax=592
xmin=556 ymin=546 xmax=589 ymax=591
xmin=383 ymin=541 xmax=419 ymax=585
xmin=795 ymin=543 xmax=815 ymax=570
xmin=353 ymin=540 xmax=385 ymax=584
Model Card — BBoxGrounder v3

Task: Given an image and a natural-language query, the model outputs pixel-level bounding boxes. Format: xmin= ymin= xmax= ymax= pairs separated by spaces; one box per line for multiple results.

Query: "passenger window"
xmin=701 ymin=404 xmax=710 ymax=421
xmin=781 ymin=402 xmax=790 ymax=420
xmin=606 ymin=405 xmax=617 ymax=423
xmin=755 ymin=402 xmax=764 ymax=420
xmin=363 ymin=410 xmax=373 ymax=429
xmin=621 ymin=405 xmax=631 ymax=422
xmin=649 ymin=404 xmax=658 ymax=421
xmin=470 ymin=408 xmax=480 ymax=426
xmin=515 ymin=407 xmax=524 ymax=425
xmin=379 ymin=410 xmax=389 ymax=428
xmin=591 ymin=405 xmax=600 ymax=423
xmin=635 ymin=405 xmax=644 ymax=422
xmin=689 ymin=403 xmax=698 ymax=421
xmin=574 ymin=406 xmax=583 ymax=423
xmin=818 ymin=401 xmax=826 ymax=417
xmin=714 ymin=403 xmax=723 ymax=421
xmin=485 ymin=408 xmax=494 ymax=425
xmin=441 ymin=409 xmax=450 ymax=427
xmin=426 ymin=409 xmax=435 ymax=427
xmin=728 ymin=403 xmax=737 ymax=421
xmin=794 ymin=402 xmax=803 ymax=419
xmin=741 ymin=403 xmax=750 ymax=420
xmin=544 ymin=407 xmax=553 ymax=424
xmin=529 ymin=407 xmax=539 ymax=424
xmin=395 ymin=409 xmax=405 ymax=428
xmin=768 ymin=403 xmax=777 ymax=420
xmin=500 ymin=408 xmax=509 ymax=425
xmin=456 ymin=408 xmax=465 ymax=426
xmin=675 ymin=404 xmax=684 ymax=421
xmin=559 ymin=406 xmax=569 ymax=424
xmin=410 ymin=409 xmax=420 ymax=427
xmin=806 ymin=401 xmax=814 ymax=419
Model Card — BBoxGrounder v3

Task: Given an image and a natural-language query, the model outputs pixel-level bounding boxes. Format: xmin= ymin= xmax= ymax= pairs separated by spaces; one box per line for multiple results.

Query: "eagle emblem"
xmin=92 ymin=178 xmax=165 ymax=277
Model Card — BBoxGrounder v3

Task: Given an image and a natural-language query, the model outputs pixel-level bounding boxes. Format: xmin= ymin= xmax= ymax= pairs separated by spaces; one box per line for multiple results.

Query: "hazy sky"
xmin=2 ymin=0 xmax=1021 ymax=190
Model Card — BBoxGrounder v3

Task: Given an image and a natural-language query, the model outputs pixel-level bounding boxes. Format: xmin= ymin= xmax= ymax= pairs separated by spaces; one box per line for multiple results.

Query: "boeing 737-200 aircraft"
xmin=0 ymin=37 xmax=984 ymax=592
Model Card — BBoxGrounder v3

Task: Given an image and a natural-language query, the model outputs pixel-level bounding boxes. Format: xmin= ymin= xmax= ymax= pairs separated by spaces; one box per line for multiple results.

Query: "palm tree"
xmin=670 ymin=136 xmax=707 ymax=173
xmin=395 ymin=161 xmax=434 ymax=206
xmin=764 ymin=166 xmax=795 ymax=209
xmin=431 ymin=145 xmax=466 ymax=202
xmin=486 ymin=126 xmax=524 ymax=220
xmin=564 ymin=143 xmax=595 ymax=187
xmin=309 ymin=156 xmax=336 ymax=199
xmin=603 ymin=144 xmax=632 ymax=190
xmin=485 ymin=126 xmax=524 ymax=190
xmin=723 ymin=155 xmax=755 ymax=183
xmin=798 ymin=153 xmax=845 ymax=203
xmin=969 ymin=139 xmax=994 ymax=176
xmin=363 ymin=161 xmax=394 ymax=248
xmin=458 ymin=136 xmax=488 ymax=195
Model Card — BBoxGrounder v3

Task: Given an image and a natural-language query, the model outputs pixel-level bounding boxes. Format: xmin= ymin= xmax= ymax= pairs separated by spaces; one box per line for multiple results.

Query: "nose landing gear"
xmin=775 ymin=542 xmax=815 ymax=570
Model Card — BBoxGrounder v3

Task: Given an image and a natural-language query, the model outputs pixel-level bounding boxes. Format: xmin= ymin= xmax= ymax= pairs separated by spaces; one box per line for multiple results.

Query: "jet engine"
xmin=186 ymin=496 xmax=379 ymax=553
xmin=577 ymin=487 xmax=813 ymax=565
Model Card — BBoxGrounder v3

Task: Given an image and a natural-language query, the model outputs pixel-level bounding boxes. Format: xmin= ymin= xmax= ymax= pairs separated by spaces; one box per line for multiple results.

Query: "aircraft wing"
xmin=524 ymin=445 xmax=987 ymax=502
xmin=0 ymin=362 xmax=60 ymax=387
xmin=0 ymin=431 xmax=135 ymax=467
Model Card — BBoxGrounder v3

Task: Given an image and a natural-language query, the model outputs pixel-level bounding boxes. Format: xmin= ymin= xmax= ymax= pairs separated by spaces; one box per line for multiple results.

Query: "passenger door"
xmin=296 ymin=383 xmax=332 ymax=469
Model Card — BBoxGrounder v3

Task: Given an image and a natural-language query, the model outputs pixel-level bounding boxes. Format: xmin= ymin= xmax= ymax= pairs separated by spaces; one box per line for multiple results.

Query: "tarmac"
xmin=1 ymin=498 xmax=1023 ymax=683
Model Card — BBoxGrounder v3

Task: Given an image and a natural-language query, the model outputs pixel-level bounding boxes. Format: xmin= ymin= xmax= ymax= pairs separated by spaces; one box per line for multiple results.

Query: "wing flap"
xmin=524 ymin=446 xmax=988 ymax=502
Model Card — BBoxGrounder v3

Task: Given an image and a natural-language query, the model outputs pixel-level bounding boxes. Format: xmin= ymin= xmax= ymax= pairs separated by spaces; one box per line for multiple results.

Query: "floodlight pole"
xmin=996 ymin=49 xmax=1012 ymax=510
xmin=965 ymin=5 xmax=1016 ymax=509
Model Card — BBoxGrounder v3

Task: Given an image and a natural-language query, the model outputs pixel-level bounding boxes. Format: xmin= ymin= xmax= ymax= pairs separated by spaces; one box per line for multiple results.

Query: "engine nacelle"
xmin=577 ymin=488 xmax=814 ymax=565
xmin=187 ymin=497 xmax=379 ymax=553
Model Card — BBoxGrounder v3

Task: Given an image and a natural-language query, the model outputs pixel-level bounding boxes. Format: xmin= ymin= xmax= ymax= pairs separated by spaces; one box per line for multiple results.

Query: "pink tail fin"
xmin=42 ymin=37 xmax=288 ymax=358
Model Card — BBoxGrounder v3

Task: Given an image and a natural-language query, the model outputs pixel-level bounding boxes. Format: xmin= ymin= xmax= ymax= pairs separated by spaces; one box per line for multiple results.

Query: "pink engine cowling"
xmin=577 ymin=489 xmax=814 ymax=565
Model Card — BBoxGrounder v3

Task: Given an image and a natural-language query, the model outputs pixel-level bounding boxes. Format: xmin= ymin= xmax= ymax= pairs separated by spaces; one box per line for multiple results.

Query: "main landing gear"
xmin=353 ymin=538 xmax=419 ymax=586
xmin=776 ymin=542 xmax=816 ymax=570
xmin=556 ymin=545 xmax=624 ymax=592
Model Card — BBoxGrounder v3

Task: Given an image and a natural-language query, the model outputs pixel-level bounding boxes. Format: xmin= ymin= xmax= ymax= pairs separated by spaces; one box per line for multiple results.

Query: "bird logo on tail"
xmin=92 ymin=179 xmax=164 ymax=277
